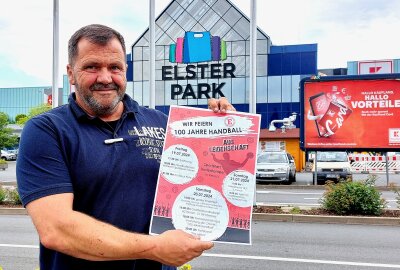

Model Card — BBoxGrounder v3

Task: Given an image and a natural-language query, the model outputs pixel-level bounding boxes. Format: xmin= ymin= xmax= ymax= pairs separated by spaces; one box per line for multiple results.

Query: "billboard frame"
xmin=300 ymin=73 xmax=400 ymax=151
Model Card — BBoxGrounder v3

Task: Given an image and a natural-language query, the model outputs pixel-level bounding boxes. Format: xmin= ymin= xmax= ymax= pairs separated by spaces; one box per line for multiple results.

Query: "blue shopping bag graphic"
xmin=183 ymin=32 xmax=212 ymax=63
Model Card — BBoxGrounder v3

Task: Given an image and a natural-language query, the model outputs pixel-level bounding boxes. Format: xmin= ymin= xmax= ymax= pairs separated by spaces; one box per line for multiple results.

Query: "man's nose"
xmin=97 ymin=68 xmax=113 ymax=84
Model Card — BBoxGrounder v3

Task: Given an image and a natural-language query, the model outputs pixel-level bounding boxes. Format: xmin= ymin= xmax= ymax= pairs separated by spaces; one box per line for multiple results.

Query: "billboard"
xmin=358 ymin=60 xmax=393 ymax=75
xmin=300 ymin=74 xmax=400 ymax=150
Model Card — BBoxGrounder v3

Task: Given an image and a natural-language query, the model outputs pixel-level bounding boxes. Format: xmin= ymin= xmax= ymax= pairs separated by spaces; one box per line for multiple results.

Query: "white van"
xmin=311 ymin=151 xmax=352 ymax=184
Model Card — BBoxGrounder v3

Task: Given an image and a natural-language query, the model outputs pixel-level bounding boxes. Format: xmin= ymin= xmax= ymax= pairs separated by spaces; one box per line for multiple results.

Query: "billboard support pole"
xmin=314 ymin=151 xmax=318 ymax=185
xmin=250 ymin=0 xmax=257 ymax=207
xmin=249 ymin=0 xmax=257 ymax=114
xmin=149 ymin=0 xmax=156 ymax=109
xmin=385 ymin=152 xmax=389 ymax=187
xmin=52 ymin=0 xmax=59 ymax=108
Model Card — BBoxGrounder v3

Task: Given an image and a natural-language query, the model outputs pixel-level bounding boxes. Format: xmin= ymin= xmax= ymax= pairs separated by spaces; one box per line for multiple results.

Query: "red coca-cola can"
xmin=318 ymin=101 xmax=352 ymax=137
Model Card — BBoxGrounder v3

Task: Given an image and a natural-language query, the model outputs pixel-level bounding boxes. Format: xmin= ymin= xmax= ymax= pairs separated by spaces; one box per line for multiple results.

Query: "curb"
xmin=0 ymin=207 xmax=27 ymax=215
xmin=1 ymin=207 xmax=399 ymax=227
xmin=252 ymin=213 xmax=400 ymax=226
xmin=257 ymin=184 xmax=394 ymax=191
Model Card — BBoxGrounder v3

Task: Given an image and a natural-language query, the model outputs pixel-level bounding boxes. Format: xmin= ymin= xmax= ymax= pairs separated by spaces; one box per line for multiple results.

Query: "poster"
xmin=303 ymin=78 xmax=400 ymax=149
xmin=149 ymin=105 xmax=261 ymax=245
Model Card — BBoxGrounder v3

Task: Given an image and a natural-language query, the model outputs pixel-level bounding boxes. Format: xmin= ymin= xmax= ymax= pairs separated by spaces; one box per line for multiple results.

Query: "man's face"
xmin=67 ymin=38 xmax=127 ymax=117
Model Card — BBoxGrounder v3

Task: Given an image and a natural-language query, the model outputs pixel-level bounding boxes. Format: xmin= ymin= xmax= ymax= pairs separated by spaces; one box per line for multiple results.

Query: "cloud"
xmin=0 ymin=0 xmax=158 ymax=87
xmin=1 ymin=0 xmax=399 ymax=87
xmin=0 ymin=2 xmax=53 ymax=87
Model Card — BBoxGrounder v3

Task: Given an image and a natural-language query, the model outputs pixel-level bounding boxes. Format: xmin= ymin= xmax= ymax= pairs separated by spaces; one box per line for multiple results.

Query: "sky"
xmin=0 ymin=0 xmax=399 ymax=88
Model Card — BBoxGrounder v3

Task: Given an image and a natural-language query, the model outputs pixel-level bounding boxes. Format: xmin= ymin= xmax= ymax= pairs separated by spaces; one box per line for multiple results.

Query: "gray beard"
xmin=75 ymin=84 xmax=124 ymax=116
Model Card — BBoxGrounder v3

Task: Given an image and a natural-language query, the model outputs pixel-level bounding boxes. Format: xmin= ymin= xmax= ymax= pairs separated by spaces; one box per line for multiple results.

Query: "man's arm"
xmin=27 ymin=193 xmax=213 ymax=266
xmin=208 ymin=97 xmax=235 ymax=113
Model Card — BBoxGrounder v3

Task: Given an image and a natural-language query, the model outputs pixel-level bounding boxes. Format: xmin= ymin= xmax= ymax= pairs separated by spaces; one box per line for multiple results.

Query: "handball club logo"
xmin=224 ymin=116 xmax=235 ymax=127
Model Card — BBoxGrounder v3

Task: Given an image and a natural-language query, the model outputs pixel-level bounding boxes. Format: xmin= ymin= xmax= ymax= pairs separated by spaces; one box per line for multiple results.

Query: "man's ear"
xmin=66 ymin=64 xmax=75 ymax=85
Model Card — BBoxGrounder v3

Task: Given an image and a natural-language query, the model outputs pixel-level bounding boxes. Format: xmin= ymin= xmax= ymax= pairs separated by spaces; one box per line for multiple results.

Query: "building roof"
xmin=132 ymin=0 xmax=270 ymax=47
xmin=259 ymin=128 xmax=300 ymax=139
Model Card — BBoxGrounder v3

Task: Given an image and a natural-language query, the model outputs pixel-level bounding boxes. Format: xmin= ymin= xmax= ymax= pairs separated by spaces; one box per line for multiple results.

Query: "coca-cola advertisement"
xmin=301 ymin=74 xmax=400 ymax=150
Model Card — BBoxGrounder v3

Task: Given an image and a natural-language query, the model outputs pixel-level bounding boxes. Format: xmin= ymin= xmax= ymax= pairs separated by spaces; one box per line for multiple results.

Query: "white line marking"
xmin=256 ymin=202 xmax=320 ymax=206
xmin=303 ymin=197 xmax=321 ymax=200
xmin=202 ymin=253 xmax=400 ymax=268
xmin=0 ymin=244 xmax=39 ymax=249
xmin=257 ymin=191 xmax=323 ymax=195
xmin=3 ymin=244 xmax=400 ymax=268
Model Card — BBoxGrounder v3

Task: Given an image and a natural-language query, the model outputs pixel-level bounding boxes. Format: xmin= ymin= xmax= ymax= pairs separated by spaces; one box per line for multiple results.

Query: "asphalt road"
xmin=0 ymin=215 xmax=39 ymax=270
xmin=255 ymin=171 xmax=400 ymax=209
xmin=0 ymin=161 xmax=17 ymax=184
xmin=190 ymin=221 xmax=400 ymax=270
xmin=271 ymin=171 xmax=400 ymax=187
xmin=255 ymin=188 xmax=398 ymax=209
xmin=1 ymin=215 xmax=400 ymax=270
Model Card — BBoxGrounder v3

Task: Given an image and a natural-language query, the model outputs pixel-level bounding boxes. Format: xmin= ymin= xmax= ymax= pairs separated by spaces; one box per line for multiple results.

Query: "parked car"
xmin=4 ymin=148 xmax=18 ymax=158
xmin=256 ymin=151 xmax=296 ymax=184
xmin=3 ymin=147 xmax=18 ymax=157
xmin=1 ymin=150 xmax=16 ymax=161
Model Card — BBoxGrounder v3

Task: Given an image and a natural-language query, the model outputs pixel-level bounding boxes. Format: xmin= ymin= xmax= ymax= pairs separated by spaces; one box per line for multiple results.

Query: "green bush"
xmin=320 ymin=175 xmax=386 ymax=216
xmin=395 ymin=190 xmax=400 ymax=210
xmin=6 ymin=188 xmax=22 ymax=205
xmin=0 ymin=187 xmax=6 ymax=203
xmin=389 ymin=183 xmax=400 ymax=209
xmin=289 ymin=206 xmax=302 ymax=214
xmin=17 ymin=104 xmax=51 ymax=125
xmin=15 ymin=114 xmax=27 ymax=122
xmin=178 ymin=264 xmax=192 ymax=270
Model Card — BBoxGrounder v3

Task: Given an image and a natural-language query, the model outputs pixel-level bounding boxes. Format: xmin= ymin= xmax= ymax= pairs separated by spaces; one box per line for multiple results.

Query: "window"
xmin=282 ymin=76 xmax=291 ymax=102
xmin=267 ymin=76 xmax=281 ymax=103
xmin=231 ymin=78 xmax=246 ymax=104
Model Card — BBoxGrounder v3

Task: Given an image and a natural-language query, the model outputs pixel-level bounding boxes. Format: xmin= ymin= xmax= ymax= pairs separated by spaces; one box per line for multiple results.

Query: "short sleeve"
xmin=16 ymin=115 xmax=73 ymax=207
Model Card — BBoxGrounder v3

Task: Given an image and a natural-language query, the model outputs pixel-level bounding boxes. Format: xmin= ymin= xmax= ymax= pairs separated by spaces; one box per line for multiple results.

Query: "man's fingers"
xmin=207 ymin=97 xmax=235 ymax=113
xmin=196 ymin=240 xmax=214 ymax=252
xmin=207 ymin=98 xmax=219 ymax=112
xmin=218 ymin=97 xmax=234 ymax=113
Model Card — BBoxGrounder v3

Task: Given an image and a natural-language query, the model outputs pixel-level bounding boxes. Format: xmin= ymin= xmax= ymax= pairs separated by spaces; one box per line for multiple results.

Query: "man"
xmin=16 ymin=24 xmax=235 ymax=270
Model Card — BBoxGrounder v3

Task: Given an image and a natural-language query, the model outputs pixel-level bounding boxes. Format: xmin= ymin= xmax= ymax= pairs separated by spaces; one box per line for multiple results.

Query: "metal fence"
xmin=349 ymin=154 xmax=400 ymax=173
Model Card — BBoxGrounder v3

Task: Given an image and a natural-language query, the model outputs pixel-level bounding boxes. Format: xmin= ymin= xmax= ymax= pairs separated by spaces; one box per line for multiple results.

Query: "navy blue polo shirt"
xmin=16 ymin=93 xmax=173 ymax=270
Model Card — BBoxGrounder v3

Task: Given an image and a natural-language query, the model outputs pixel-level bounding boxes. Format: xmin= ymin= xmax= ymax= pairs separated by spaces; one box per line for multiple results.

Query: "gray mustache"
xmin=90 ymin=83 xmax=119 ymax=91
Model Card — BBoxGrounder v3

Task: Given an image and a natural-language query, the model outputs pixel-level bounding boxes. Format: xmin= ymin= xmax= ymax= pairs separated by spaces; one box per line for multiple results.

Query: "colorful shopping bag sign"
xmin=169 ymin=31 xmax=227 ymax=64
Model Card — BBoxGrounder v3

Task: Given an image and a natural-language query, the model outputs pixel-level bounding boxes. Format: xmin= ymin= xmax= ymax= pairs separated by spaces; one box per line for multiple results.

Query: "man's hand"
xmin=150 ymin=230 xmax=214 ymax=267
xmin=208 ymin=97 xmax=235 ymax=113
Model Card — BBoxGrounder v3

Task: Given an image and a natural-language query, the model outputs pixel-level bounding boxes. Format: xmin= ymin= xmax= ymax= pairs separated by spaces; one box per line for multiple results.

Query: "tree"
xmin=16 ymin=103 xmax=52 ymax=125
xmin=0 ymin=112 xmax=19 ymax=149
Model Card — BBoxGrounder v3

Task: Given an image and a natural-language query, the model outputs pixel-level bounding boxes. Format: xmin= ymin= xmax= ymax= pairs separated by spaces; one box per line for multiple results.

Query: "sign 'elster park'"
xmin=162 ymin=63 xmax=236 ymax=99
xmin=163 ymin=31 xmax=236 ymax=100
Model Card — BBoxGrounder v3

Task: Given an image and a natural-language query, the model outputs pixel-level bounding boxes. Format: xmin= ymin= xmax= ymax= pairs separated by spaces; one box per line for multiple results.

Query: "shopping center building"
xmin=127 ymin=0 xmax=317 ymax=130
